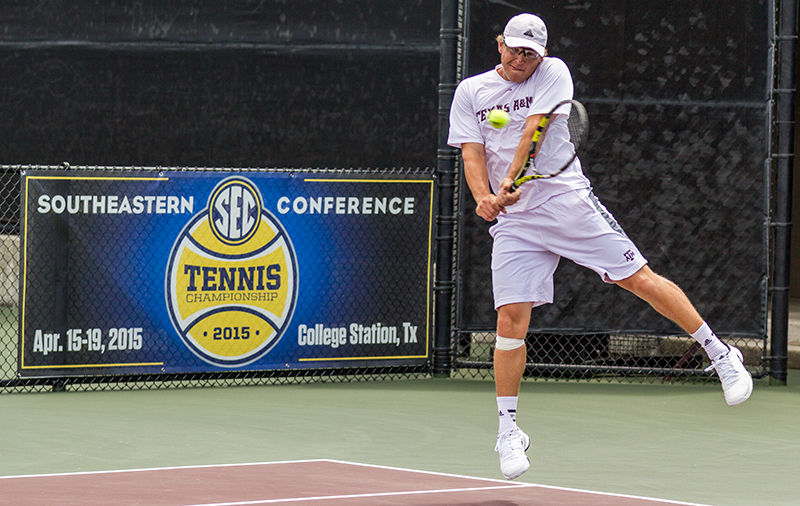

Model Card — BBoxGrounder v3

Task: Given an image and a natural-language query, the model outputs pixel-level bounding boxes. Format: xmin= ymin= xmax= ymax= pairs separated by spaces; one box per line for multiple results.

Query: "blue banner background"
xmin=20 ymin=170 xmax=434 ymax=376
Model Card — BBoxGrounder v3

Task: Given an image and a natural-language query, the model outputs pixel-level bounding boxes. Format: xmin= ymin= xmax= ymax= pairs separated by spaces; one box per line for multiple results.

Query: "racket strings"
xmin=511 ymin=100 xmax=589 ymax=189
xmin=566 ymin=104 xmax=588 ymax=149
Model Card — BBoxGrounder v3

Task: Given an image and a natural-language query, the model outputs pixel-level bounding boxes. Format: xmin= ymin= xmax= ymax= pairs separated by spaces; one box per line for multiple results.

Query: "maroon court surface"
xmin=0 ymin=459 xmax=703 ymax=505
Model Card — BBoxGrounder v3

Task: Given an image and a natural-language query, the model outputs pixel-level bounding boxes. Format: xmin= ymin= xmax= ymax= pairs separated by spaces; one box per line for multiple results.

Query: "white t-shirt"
xmin=448 ymin=57 xmax=590 ymax=212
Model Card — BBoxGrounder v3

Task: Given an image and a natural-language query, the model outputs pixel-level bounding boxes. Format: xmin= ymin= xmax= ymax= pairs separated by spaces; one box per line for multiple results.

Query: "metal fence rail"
xmin=452 ymin=331 xmax=767 ymax=382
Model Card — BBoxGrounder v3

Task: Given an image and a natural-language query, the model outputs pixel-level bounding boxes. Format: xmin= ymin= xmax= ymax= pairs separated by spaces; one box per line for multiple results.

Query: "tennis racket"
xmin=510 ymin=99 xmax=588 ymax=191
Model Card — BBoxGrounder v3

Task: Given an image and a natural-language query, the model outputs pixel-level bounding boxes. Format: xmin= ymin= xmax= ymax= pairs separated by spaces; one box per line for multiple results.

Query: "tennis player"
xmin=447 ymin=13 xmax=753 ymax=480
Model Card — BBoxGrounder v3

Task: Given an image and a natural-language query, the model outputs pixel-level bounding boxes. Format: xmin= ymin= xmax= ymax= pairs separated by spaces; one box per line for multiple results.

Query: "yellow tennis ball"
xmin=487 ymin=109 xmax=510 ymax=129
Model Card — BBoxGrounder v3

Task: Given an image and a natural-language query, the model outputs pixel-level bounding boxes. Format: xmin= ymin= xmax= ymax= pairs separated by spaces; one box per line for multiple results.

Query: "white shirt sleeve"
xmin=528 ymin=58 xmax=574 ymax=117
xmin=447 ymin=80 xmax=483 ymax=148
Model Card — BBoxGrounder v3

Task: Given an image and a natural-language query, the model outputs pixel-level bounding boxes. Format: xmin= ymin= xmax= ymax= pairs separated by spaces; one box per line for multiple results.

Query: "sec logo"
xmin=165 ymin=176 xmax=299 ymax=367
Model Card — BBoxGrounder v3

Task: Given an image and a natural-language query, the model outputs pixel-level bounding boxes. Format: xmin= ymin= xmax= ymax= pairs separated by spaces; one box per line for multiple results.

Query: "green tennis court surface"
xmin=1 ymin=375 xmax=797 ymax=505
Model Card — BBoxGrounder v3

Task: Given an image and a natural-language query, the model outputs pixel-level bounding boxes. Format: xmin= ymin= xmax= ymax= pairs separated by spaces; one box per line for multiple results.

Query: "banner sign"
xmin=19 ymin=170 xmax=435 ymax=376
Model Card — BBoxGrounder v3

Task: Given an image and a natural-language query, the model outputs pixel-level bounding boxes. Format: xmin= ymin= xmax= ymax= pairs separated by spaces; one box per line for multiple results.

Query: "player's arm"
xmin=461 ymin=142 xmax=506 ymax=222
xmin=498 ymin=113 xmax=545 ymax=194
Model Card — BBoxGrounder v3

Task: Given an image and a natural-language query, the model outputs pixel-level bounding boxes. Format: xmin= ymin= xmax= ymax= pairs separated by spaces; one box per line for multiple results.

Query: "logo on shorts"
xmin=166 ymin=176 xmax=299 ymax=367
xmin=624 ymin=249 xmax=636 ymax=262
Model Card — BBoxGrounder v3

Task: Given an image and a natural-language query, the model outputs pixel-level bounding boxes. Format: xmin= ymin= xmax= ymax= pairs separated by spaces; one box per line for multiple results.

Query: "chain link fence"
xmin=450 ymin=1 xmax=772 ymax=383
xmin=453 ymin=332 xmax=766 ymax=383
xmin=451 ymin=102 xmax=770 ymax=382
xmin=451 ymin=101 xmax=770 ymax=382
xmin=0 ymin=0 xmax=778 ymax=391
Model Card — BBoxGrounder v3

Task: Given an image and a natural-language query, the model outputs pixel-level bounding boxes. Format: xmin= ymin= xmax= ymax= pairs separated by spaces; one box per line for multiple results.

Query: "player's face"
xmin=498 ymin=41 xmax=542 ymax=83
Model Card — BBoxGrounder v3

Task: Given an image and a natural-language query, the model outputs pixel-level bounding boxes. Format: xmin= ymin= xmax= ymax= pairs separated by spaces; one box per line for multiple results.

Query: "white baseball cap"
xmin=503 ymin=13 xmax=547 ymax=56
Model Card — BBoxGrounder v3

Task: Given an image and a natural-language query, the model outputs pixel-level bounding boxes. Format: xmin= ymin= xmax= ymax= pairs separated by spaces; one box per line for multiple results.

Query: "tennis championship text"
xmin=298 ymin=322 xmax=419 ymax=349
xmin=181 ymin=264 xmax=282 ymax=303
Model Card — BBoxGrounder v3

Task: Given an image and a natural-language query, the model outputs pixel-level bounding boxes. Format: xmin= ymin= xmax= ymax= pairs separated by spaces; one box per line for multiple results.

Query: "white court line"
xmin=0 ymin=458 xmax=710 ymax=506
xmin=322 ymin=458 xmax=528 ymax=486
xmin=0 ymin=459 xmax=325 ymax=480
xmin=184 ymin=485 xmax=528 ymax=506
xmin=323 ymin=460 xmax=709 ymax=506
xmin=504 ymin=482 xmax=709 ymax=506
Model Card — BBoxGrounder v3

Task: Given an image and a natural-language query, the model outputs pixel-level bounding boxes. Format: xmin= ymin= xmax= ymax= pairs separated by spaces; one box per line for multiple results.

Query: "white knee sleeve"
xmin=495 ymin=336 xmax=525 ymax=351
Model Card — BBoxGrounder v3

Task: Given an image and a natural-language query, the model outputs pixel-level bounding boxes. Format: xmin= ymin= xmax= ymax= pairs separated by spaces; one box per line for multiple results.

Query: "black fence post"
xmin=769 ymin=0 xmax=797 ymax=385
xmin=433 ymin=0 xmax=460 ymax=377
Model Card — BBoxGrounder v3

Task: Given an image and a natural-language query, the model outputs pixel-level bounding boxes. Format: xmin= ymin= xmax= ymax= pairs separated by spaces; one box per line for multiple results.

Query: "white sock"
xmin=496 ymin=396 xmax=518 ymax=434
xmin=691 ymin=322 xmax=729 ymax=360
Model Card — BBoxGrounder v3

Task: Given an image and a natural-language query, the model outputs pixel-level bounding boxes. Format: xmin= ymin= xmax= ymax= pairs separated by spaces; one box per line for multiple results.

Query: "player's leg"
xmin=614 ymin=265 xmax=703 ymax=334
xmin=489 ymin=213 xmax=558 ymax=479
xmin=539 ymin=189 xmax=752 ymax=406
xmin=615 ymin=266 xmax=753 ymax=405
xmin=492 ymin=302 xmax=533 ymax=480
xmin=494 ymin=301 xmax=533 ymax=397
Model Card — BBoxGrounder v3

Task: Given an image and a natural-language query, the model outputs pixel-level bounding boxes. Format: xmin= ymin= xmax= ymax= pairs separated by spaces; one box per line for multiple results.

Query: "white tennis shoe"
xmin=495 ymin=427 xmax=531 ymax=480
xmin=704 ymin=345 xmax=753 ymax=406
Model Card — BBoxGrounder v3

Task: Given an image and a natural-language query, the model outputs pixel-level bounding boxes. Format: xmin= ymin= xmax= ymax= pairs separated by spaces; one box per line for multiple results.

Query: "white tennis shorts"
xmin=490 ymin=189 xmax=648 ymax=309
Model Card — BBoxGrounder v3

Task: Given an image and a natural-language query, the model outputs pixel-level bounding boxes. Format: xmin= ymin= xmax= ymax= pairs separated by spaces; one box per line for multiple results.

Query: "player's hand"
xmin=496 ymin=177 xmax=522 ymax=208
xmin=475 ymin=194 xmax=506 ymax=222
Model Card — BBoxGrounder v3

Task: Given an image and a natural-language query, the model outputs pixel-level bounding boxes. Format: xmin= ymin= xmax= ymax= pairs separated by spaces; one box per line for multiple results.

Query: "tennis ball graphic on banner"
xmin=166 ymin=177 xmax=298 ymax=367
